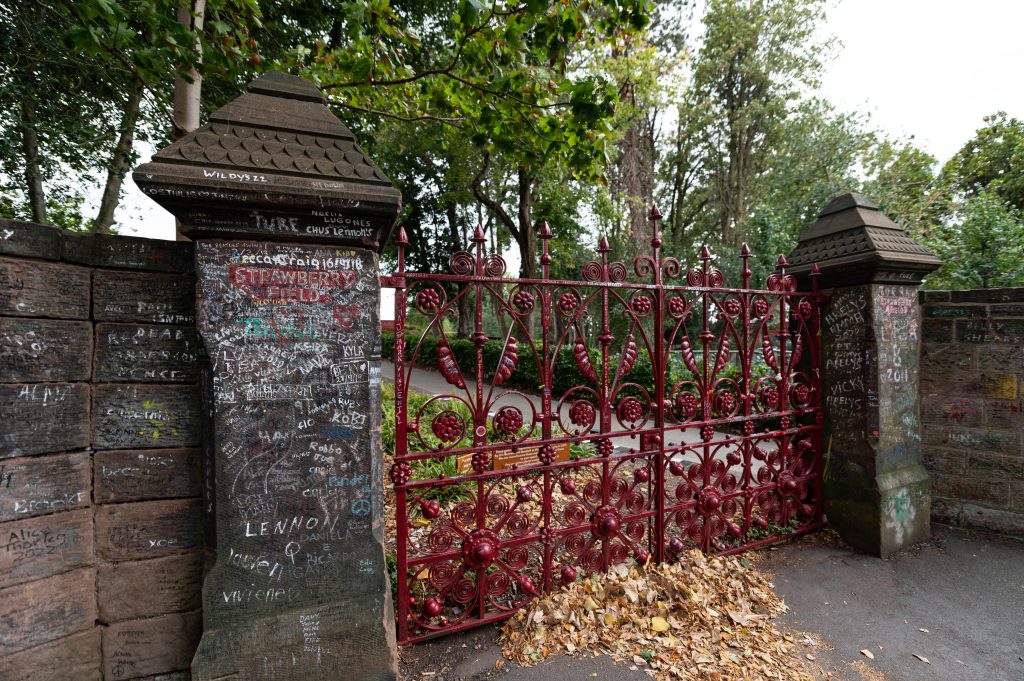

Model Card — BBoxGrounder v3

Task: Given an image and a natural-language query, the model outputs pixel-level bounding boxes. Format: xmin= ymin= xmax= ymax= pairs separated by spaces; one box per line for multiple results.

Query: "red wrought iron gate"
xmin=388 ymin=209 xmax=824 ymax=643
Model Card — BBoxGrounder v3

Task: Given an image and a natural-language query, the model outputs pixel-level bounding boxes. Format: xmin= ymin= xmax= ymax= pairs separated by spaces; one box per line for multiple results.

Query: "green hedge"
xmin=382 ymin=331 xmax=674 ymax=399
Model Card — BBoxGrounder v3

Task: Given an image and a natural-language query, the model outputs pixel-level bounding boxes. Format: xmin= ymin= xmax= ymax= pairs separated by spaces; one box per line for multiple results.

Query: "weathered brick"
xmin=93 ymin=384 xmax=201 ymax=449
xmin=94 ymin=448 xmax=201 ymax=503
xmin=0 ymin=451 xmax=91 ymax=522
xmin=922 ymin=304 xmax=985 ymax=318
xmin=919 ymin=343 xmax=973 ymax=375
xmin=921 ymin=396 xmax=983 ymax=428
xmin=982 ymin=373 xmax=1018 ymax=400
xmin=990 ymin=303 xmax=1024 ymax=318
xmin=95 ymin=498 xmax=203 ymax=561
xmin=93 ymin=270 xmax=195 ymax=325
xmin=930 ymin=497 xmax=962 ymax=526
xmin=94 ymin=323 xmax=201 ymax=383
xmin=98 ymin=552 xmax=203 ymax=622
xmin=0 ymin=566 xmax=96 ymax=656
xmin=951 ymin=288 xmax=1024 ymax=303
xmin=920 ymin=368 xmax=984 ymax=395
xmin=976 ymin=345 xmax=1024 ymax=372
xmin=0 ymin=219 xmax=63 ymax=260
xmin=956 ymin=318 xmax=1024 ymax=344
xmin=135 ymin=673 xmax=192 ymax=681
xmin=1 ymin=628 xmax=102 ymax=681
xmin=0 ymin=508 xmax=94 ymax=589
xmin=64 ymin=232 xmax=194 ymax=273
xmin=985 ymin=399 xmax=1024 ymax=429
xmin=0 ymin=383 xmax=90 ymax=458
xmin=923 ymin=425 xmax=1019 ymax=456
xmin=960 ymin=503 xmax=1024 ymax=537
xmin=0 ymin=257 xmax=91 ymax=319
xmin=922 ymin=447 xmax=966 ymax=475
xmin=968 ymin=453 xmax=1024 ymax=479
xmin=101 ymin=611 xmax=202 ymax=680
xmin=1012 ymin=482 xmax=1024 ymax=513
xmin=932 ymin=474 xmax=1010 ymax=507
xmin=921 ymin=318 xmax=952 ymax=343
xmin=0 ymin=318 xmax=92 ymax=382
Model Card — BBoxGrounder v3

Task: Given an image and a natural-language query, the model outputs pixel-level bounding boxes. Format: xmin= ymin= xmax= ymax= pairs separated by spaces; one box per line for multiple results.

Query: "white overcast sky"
xmin=818 ymin=0 xmax=1024 ymax=163
xmin=118 ymin=0 xmax=1024 ymax=240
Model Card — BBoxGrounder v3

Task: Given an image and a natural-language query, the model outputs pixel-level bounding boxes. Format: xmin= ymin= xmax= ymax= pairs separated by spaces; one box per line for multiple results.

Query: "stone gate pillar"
xmin=788 ymin=193 xmax=941 ymax=556
xmin=134 ymin=71 xmax=401 ymax=680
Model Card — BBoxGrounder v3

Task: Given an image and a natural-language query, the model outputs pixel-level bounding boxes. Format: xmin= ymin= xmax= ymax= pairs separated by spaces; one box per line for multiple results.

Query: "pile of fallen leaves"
xmin=501 ymin=550 xmax=820 ymax=680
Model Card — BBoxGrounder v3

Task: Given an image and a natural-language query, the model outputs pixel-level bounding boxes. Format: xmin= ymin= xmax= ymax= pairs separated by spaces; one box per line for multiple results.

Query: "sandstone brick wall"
xmin=0 ymin=219 xmax=203 ymax=681
xmin=920 ymin=288 xmax=1024 ymax=538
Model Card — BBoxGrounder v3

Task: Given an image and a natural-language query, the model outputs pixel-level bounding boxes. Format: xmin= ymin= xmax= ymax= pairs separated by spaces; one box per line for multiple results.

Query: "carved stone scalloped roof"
xmin=787 ymin=192 xmax=941 ymax=287
xmin=133 ymin=71 xmax=401 ymax=250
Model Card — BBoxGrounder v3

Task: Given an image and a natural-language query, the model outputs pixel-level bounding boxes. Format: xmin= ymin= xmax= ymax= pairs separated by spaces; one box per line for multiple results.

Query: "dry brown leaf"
xmin=500 ymin=550 xmax=823 ymax=681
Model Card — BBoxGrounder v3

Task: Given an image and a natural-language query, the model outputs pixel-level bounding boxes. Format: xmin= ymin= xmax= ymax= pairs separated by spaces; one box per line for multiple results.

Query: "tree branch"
xmin=471 ymin=151 xmax=519 ymax=239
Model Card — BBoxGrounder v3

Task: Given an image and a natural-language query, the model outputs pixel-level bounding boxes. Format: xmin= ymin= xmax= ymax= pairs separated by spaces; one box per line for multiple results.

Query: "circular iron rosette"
xmin=484 ymin=541 xmax=544 ymax=615
xmin=685 ymin=264 xmax=725 ymax=288
xmin=715 ymin=292 xmax=746 ymax=323
xmin=553 ymin=285 xmax=589 ymax=320
xmin=787 ymin=370 xmax=817 ymax=412
xmin=412 ymin=395 xmax=475 ymax=453
xmin=450 ymin=248 xmax=507 ymax=278
xmin=667 ymin=380 xmax=702 ymax=425
xmin=506 ymin=283 xmax=538 ymax=317
xmin=550 ymin=456 xmax=651 ymax=577
xmin=405 ymin=487 xmax=479 ymax=559
xmin=487 ymin=393 xmax=537 ymax=444
xmin=748 ymin=293 xmax=774 ymax=321
xmin=664 ymin=293 xmax=693 ymax=321
xmin=747 ymin=435 xmax=816 ymax=533
xmin=792 ymin=295 xmax=817 ymax=322
xmin=406 ymin=559 xmax=475 ymax=635
xmin=407 ymin=282 xmax=460 ymax=330
xmin=752 ymin=376 xmax=783 ymax=415
xmin=556 ymin=386 xmax=600 ymax=437
xmin=660 ymin=445 xmax=703 ymax=556
xmin=766 ymin=271 xmax=798 ymax=293
xmin=611 ymin=383 xmax=652 ymax=432
xmin=482 ymin=473 xmax=544 ymax=542
xmin=626 ymin=289 xmax=655 ymax=319
xmin=709 ymin=376 xmax=741 ymax=420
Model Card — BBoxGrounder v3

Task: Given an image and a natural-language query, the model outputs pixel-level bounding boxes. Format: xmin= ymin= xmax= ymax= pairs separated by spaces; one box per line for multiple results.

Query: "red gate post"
xmin=788 ymin=193 xmax=941 ymax=556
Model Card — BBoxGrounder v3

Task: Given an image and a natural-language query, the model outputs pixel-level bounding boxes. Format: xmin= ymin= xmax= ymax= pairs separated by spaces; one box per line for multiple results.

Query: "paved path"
xmin=398 ymin=525 xmax=1024 ymax=680
xmin=382 ymin=360 xmax=712 ymax=454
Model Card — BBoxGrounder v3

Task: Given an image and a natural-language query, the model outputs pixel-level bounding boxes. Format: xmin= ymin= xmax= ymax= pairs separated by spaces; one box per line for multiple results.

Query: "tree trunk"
xmin=94 ymin=86 xmax=144 ymax=234
xmin=516 ymin=168 xmax=536 ymax=280
xmin=448 ymin=202 xmax=473 ymax=338
xmin=171 ymin=0 xmax=206 ymax=141
xmin=19 ymin=99 xmax=47 ymax=224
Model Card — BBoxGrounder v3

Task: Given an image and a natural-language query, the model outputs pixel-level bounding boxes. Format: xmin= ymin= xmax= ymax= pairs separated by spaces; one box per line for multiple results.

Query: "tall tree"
xmin=685 ymin=0 xmax=827 ymax=247
xmin=924 ymin=191 xmax=1024 ymax=289
xmin=940 ymin=112 xmax=1024 ymax=214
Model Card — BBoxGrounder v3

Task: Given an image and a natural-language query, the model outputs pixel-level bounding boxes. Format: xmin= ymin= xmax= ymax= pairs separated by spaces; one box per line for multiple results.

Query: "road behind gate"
xmin=398 ymin=524 xmax=1024 ymax=680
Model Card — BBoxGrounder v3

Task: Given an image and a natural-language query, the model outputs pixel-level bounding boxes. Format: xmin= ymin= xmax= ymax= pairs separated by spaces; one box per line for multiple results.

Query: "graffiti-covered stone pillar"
xmin=134 ymin=71 xmax=401 ymax=680
xmin=788 ymin=193 xmax=941 ymax=556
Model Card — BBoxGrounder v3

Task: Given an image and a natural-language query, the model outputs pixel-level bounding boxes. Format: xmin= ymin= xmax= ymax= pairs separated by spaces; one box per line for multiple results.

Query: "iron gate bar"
xmin=389 ymin=208 xmax=825 ymax=643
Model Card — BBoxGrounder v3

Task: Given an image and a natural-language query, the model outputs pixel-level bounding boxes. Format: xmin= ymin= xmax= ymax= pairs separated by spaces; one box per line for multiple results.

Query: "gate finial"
xmin=539 ymin=221 xmax=552 ymax=268
xmin=648 ymin=204 xmax=662 ymax=249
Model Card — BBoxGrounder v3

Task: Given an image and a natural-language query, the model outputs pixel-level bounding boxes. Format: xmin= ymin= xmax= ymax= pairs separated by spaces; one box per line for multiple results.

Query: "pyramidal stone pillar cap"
xmin=133 ymin=71 xmax=401 ymax=251
xmin=787 ymin=192 xmax=941 ymax=287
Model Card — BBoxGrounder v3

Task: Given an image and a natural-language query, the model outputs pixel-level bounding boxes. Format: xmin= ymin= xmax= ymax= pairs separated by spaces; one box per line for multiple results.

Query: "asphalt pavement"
xmin=398 ymin=524 xmax=1024 ymax=680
